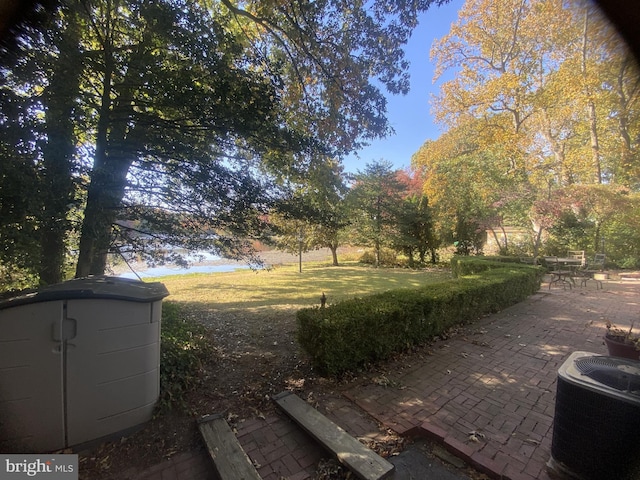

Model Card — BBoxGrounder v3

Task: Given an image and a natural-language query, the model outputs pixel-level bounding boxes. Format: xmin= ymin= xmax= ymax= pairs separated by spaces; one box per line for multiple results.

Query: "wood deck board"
xmin=273 ymin=391 xmax=394 ymax=480
xmin=197 ymin=414 xmax=262 ymax=480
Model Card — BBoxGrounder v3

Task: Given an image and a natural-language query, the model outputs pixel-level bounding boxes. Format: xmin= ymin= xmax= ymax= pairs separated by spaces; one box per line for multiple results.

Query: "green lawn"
xmin=150 ymin=262 xmax=453 ymax=310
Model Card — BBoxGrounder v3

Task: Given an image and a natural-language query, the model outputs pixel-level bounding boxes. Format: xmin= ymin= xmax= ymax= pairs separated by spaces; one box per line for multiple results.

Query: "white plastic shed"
xmin=0 ymin=276 xmax=169 ymax=452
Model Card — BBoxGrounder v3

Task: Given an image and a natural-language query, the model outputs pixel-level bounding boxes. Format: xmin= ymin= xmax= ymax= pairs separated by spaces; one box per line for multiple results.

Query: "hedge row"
xmin=450 ymin=255 xmax=540 ymax=277
xmin=297 ymin=257 xmax=544 ymax=376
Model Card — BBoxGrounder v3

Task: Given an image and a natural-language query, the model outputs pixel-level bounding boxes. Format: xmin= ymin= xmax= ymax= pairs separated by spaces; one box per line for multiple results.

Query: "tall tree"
xmin=0 ymin=88 xmax=42 ymax=288
xmin=1 ymin=0 xmax=450 ymax=285
xmin=394 ymin=169 xmax=437 ymax=264
xmin=604 ymin=50 xmax=640 ymax=186
xmin=269 ymin=157 xmax=350 ymax=266
xmin=419 ymin=0 xmax=640 ymax=260
xmin=413 ymin=116 xmax=530 ymax=250
xmin=347 ymin=160 xmax=405 ymax=267
xmin=39 ymin=2 xmax=82 ymax=284
xmin=558 ymin=184 xmax=631 ymax=252
xmin=430 ymin=0 xmax=639 ymax=188
xmin=72 ymin=0 xmax=303 ymax=277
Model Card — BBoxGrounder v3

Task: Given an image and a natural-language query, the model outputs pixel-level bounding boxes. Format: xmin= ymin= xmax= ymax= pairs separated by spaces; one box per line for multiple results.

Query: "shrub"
xmin=158 ymin=301 xmax=213 ymax=411
xmin=297 ymin=258 xmax=543 ymax=376
xmin=451 ymin=255 xmax=545 ymax=278
xmin=358 ymin=248 xmax=398 ymax=266
xmin=619 ymin=256 xmax=640 ymax=269
xmin=0 ymin=263 xmax=39 ymax=293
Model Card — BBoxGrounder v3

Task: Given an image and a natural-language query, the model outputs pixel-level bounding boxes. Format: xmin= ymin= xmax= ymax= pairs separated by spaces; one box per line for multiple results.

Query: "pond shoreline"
xmin=110 ymin=247 xmax=356 ymax=278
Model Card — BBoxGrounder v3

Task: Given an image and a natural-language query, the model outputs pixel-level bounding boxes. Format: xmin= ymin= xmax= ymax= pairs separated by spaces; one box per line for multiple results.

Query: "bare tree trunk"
xmin=75 ymin=158 xmax=130 ymax=277
xmin=329 ymin=245 xmax=339 ymax=266
xmin=581 ymin=8 xmax=602 ymax=184
xmin=500 ymin=225 xmax=508 ymax=253
xmin=615 ymin=53 xmax=638 ymax=183
xmin=532 ymin=224 xmax=544 ymax=265
xmin=586 ymin=100 xmax=601 ymax=183
xmin=75 ymin=28 xmax=116 ymax=278
xmin=541 ymin=109 xmax=570 ymax=185
xmin=39 ymin=9 xmax=81 ymax=285
xmin=488 ymin=225 xmax=508 ymax=255
xmin=76 ymin=10 xmax=146 ymax=277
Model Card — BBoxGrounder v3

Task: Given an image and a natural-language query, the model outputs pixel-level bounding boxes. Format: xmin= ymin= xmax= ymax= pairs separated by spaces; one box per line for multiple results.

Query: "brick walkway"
xmin=345 ymin=278 xmax=640 ymax=480
xmin=123 ymin=278 xmax=640 ymax=480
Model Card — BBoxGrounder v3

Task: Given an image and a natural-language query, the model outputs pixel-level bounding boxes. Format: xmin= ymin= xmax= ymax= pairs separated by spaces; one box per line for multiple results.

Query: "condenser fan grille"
xmin=575 ymin=355 xmax=640 ymax=395
xmin=551 ymin=352 xmax=640 ymax=480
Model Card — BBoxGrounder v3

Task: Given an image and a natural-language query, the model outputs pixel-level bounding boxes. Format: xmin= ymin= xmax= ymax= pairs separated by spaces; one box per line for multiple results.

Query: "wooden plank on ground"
xmin=273 ymin=391 xmax=394 ymax=480
xmin=197 ymin=413 xmax=262 ymax=480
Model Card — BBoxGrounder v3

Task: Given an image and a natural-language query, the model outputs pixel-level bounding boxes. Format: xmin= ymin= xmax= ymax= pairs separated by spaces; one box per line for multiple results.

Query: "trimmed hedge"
xmin=297 ymin=257 xmax=544 ymax=376
xmin=450 ymin=255 xmax=540 ymax=277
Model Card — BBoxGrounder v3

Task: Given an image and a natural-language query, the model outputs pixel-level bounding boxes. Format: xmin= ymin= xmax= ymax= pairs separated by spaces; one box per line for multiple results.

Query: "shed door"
xmin=65 ymin=299 xmax=160 ymax=446
xmin=0 ymin=301 xmax=65 ymax=452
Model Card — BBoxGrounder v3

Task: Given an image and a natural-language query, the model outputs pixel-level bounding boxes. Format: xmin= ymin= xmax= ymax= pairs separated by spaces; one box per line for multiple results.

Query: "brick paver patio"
xmin=114 ymin=278 xmax=640 ymax=480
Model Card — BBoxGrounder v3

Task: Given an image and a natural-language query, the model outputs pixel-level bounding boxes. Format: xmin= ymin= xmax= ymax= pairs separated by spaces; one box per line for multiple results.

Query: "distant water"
xmin=118 ymin=263 xmax=250 ymax=279
xmin=117 ymin=251 xmax=252 ymax=279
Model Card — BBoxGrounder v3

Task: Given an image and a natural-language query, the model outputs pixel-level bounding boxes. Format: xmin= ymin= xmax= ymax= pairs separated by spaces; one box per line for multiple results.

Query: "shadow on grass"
xmin=155 ymin=263 xmax=454 ymax=311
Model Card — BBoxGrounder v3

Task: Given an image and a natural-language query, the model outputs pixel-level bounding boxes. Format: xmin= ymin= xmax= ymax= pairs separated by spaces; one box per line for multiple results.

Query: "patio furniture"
xmin=556 ymin=255 xmax=585 ymax=272
xmin=545 ymin=256 xmax=574 ymax=290
xmin=576 ymin=254 xmax=606 ymax=289
xmin=567 ymin=250 xmax=586 ymax=267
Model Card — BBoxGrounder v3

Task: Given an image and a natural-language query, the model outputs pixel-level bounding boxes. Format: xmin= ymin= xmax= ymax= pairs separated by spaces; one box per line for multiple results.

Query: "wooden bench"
xmin=197 ymin=413 xmax=262 ymax=480
xmin=273 ymin=391 xmax=394 ymax=480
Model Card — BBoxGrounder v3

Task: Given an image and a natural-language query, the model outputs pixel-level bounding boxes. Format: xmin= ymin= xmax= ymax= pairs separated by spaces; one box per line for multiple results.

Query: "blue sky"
xmin=343 ymin=0 xmax=464 ymax=174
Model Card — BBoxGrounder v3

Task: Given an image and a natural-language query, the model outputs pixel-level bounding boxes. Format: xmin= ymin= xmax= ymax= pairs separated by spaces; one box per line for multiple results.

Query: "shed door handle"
xmin=53 ymin=317 xmax=77 ymax=342
xmin=62 ymin=317 xmax=77 ymax=341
